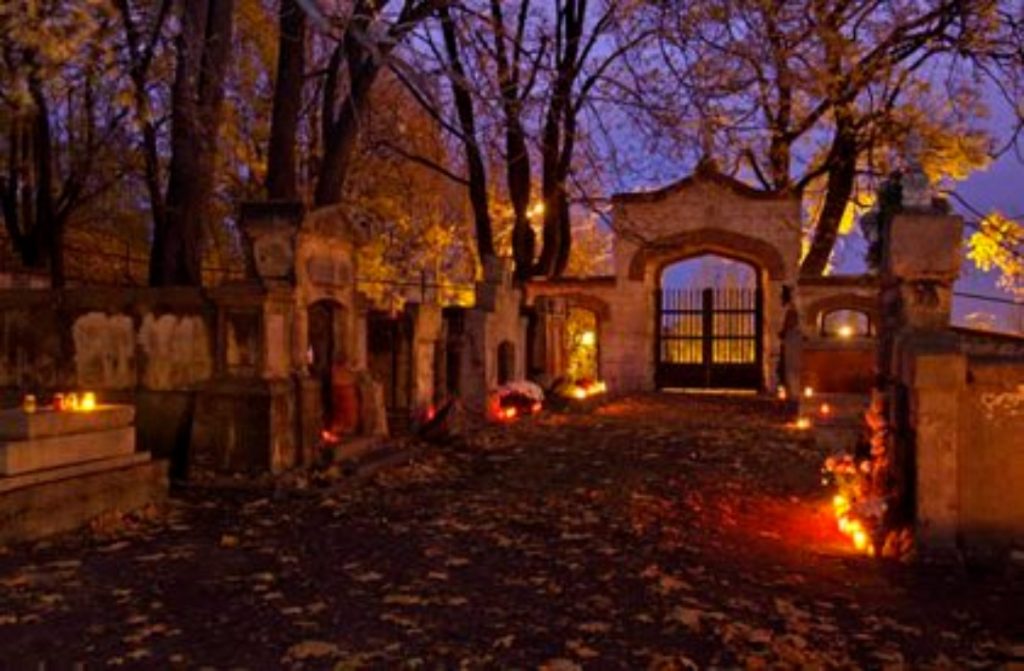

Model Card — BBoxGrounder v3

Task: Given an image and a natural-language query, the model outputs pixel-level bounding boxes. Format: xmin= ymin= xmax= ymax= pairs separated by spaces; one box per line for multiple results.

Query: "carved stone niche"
xmin=240 ymin=201 xmax=306 ymax=285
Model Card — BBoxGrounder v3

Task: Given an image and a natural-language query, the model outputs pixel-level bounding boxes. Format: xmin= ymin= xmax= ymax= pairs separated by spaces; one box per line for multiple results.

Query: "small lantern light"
xmin=22 ymin=394 xmax=37 ymax=413
xmin=579 ymin=330 xmax=596 ymax=347
xmin=803 ymin=386 xmax=814 ymax=399
xmin=66 ymin=392 xmax=79 ymax=412
xmin=837 ymin=325 xmax=854 ymax=339
xmin=776 ymin=385 xmax=787 ymax=401
xmin=795 ymin=417 xmax=812 ymax=430
xmin=819 ymin=402 xmax=832 ymax=417
xmin=80 ymin=392 xmax=97 ymax=412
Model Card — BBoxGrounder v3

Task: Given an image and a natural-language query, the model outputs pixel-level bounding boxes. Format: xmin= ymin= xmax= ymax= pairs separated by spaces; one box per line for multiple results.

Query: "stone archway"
xmin=802 ymin=293 xmax=879 ymax=335
xmin=603 ymin=165 xmax=803 ymax=392
xmin=629 ymin=228 xmax=789 ymax=283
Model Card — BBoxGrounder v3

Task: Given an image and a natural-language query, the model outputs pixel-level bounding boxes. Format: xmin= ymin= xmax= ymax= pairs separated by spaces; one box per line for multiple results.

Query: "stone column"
xmin=406 ymin=302 xmax=442 ymax=419
xmin=190 ymin=203 xmax=307 ymax=475
xmin=903 ymin=350 xmax=966 ymax=549
xmin=878 ymin=174 xmax=964 ymax=552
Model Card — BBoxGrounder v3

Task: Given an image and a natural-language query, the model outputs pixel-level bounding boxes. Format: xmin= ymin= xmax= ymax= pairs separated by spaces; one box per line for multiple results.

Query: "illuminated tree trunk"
xmin=439 ymin=5 xmax=494 ymax=263
xmin=151 ymin=0 xmax=235 ymax=286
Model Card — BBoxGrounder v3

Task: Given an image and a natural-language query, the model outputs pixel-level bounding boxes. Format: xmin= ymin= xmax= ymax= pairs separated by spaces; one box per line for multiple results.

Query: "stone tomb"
xmin=0 ymin=405 xmax=167 ymax=544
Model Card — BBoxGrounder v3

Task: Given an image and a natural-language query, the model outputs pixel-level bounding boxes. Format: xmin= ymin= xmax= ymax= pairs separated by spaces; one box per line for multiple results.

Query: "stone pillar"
xmin=190 ymin=202 xmax=307 ymax=475
xmin=878 ymin=175 xmax=965 ymax=553
xmin=406 ymin=302 xmax=443 ymax=418
xmin=903 ymin=349 xmax=966 ymax=549
xmin=191 ymin=284 xmax=300 ymax=474
xmin=240 ymin=201 xmax=305 ymax=287
xmin=459 ymin=256 xmax=527 ymax=410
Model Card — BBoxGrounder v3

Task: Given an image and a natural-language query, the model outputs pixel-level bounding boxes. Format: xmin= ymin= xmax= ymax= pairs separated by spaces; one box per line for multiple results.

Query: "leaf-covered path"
xmin=0 ymin=393 xmax=1020 ymax=668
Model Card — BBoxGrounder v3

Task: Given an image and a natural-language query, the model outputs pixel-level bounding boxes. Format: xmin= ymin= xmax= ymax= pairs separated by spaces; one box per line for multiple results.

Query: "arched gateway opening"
xmin=656 ymin=254 xmax=763 ymax=390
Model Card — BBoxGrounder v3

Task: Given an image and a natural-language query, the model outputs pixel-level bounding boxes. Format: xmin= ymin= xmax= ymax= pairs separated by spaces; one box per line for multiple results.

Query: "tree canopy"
xmin=0 ymin=0 xmax=1020 ymax=292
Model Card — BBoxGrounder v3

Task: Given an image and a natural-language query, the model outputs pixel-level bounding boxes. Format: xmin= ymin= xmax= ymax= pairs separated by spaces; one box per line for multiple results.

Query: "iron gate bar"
xmin=656 ymin=286 xmax=763 ymax=390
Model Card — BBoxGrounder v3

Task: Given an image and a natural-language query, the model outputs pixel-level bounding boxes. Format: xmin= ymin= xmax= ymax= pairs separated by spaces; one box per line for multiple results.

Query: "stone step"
xmin=0 ymin=427 xmax=135 ymax=476
xmin=0 ymin=452 xmax=152 ymax=494
xmin=0 ymin=458 xmax=168 ymax=545
xmin=0 ymin=405 xmax=134 ymax=440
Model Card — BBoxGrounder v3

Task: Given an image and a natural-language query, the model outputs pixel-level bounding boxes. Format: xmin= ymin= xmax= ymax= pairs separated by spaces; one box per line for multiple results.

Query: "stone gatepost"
xmin=406 ymin=301 xmax=443 ymax=420
xmin=456 ymin=257 xmax=527 ymax=411
xmin=190 ymin=202 xmax=308 ymax=475
xmin=877 ymin=169 xmax=965 ymax=551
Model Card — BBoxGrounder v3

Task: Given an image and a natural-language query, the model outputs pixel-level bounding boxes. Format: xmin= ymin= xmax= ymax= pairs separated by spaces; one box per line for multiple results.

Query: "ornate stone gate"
xmin=527 ymin=161 xmax=802 ymax=393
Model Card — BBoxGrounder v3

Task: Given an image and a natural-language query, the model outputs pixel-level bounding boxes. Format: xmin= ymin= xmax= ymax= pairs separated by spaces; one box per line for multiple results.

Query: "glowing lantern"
xmin=502 ymin=406 xmax=518 ymax=420
xmin=803 ymin=386 xmax=814 ymax=399
xmin=531 ymin=402 xmax=542 ymax=414
xmin=80 ymin=392 xmax=97 ymax=412
xmin=572 ymin=387 xmax=587 ymax=400
xmin=66 ymin=392 xmax=79 ymax=411
xmin=837 ymin=325 xmax=854 ymax=339
xmin=579 ymin=330 xmax=596 ymax=347
xmin=776 ymin=386 xmax=788 ymax=401
xmin=22 ymin=394 xmax=37 ymax=413
xmin=852 ymin=528 xmax=870 ymax=552
xmin=819 ymin=402 xmax=832 ymax=417
xmin=795 ymin=417 xmax=812 ymax=430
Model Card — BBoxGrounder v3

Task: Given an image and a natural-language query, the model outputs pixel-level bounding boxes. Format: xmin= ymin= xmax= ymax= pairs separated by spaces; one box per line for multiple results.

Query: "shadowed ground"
xmin=0 ymin=393 xmax=1020 ymax=668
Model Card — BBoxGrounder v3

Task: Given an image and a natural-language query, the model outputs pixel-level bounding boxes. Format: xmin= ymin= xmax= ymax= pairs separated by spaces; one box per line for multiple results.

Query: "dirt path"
xmin=0 ymin=393 xmax=1020 ymax=669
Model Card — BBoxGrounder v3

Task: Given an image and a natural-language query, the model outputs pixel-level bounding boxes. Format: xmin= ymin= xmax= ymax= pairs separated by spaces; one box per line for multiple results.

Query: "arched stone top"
xmin=612 ymin=164 xmax=796 ymax=204
xmin=529 ymin=290 xmax=613 ymax=321
xmin=562 ymin=293 xmax=612 ymax=322
xmin=628 ymin=228 xmax=789 ymax=282
xmin=802 ymin=293 xmax=879 ymax=332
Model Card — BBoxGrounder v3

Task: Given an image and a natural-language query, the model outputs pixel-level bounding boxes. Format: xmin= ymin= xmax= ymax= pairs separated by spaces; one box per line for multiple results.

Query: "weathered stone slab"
xmin=0 ymin=452 xmax=151 ymax=494
xmin=0 ymin=458 xmax=167 ymax=545
xmin=0 ymin=426 xmax=135 ymax=475
xmin=0 ymin=405 xmax=134 ymax=440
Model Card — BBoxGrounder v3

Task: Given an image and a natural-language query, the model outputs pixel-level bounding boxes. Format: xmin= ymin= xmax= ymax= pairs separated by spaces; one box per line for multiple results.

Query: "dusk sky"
xmin=660 ymin=83 xmax=1023 ymax=333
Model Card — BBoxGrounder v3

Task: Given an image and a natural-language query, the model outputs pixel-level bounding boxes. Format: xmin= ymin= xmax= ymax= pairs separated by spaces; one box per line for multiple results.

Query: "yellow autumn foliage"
xmin=967 ymin=211 xmax=1024 ymax=296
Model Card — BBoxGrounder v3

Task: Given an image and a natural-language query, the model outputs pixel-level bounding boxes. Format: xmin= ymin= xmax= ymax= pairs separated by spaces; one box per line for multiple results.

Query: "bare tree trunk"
xmin=314 ymin=0 xmax=445 ymax=207
xmin=535 ymin=0 xmax=583 ymax=278
xmin=439 ymin=5 xmax=494 ymax=263
xmin=489 ymin=0 xmax=535 ymax=281
xmin=800 ymin=109 xmax=857 ymax=276
xmin=152 ymin=0 xmax=235 ymax=286
xmin=313 ymin=63 xmax=378 ymax=207
xmin=266 ymin=0 xmax=305 ymax=200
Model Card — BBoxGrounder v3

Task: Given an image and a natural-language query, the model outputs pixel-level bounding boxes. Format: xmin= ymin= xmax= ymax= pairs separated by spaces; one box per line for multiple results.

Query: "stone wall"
xmin=0 ymin=288 xmax=215 ymax=476
xmin=958 ymin=358 xmax=1024 ymax=553
xmin=901 ymin=349 xmax=1024 ymax=557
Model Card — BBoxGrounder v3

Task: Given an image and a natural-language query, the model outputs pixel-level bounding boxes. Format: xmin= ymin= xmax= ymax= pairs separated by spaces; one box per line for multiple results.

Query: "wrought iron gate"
xmin=655 ymin=287 xmax=763 ymax=389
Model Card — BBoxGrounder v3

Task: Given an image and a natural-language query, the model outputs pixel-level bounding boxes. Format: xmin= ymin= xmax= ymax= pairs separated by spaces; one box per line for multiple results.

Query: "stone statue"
xmin=901 ymin=132 xmax=932 ymax=210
